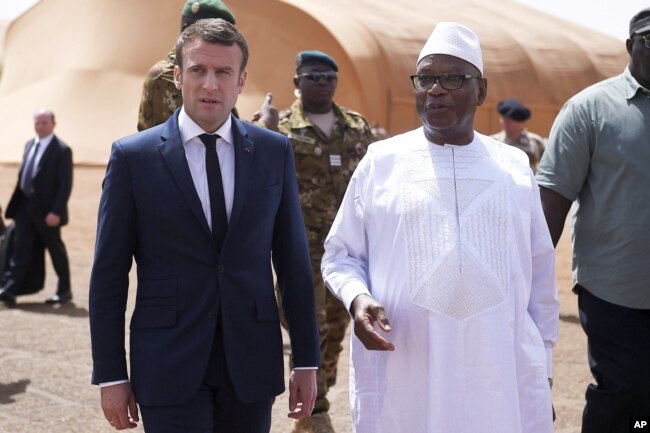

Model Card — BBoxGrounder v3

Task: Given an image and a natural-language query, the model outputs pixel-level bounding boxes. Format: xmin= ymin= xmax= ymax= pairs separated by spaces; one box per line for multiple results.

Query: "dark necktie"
xmin=21 ymin=140 xmax=40 ymax=195
xmin=199 ymin=133 xmax=228 ymax=251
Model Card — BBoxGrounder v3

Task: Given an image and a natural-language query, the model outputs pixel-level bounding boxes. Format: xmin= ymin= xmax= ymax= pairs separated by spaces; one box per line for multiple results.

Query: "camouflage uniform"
xmin=137 ymin=50 xmax=181 ymax=132
xmin=491 ymin=129 xmax=546 ymax=173
xmin=276 ymin=99 xmax=373 ymax=422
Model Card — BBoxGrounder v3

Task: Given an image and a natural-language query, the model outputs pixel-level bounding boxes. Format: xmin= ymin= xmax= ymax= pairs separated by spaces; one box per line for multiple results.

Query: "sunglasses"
xmin=639 ymin=33 xmax=650 ymax=49
xmin=297 ymin=71 xmax=338 ymax=82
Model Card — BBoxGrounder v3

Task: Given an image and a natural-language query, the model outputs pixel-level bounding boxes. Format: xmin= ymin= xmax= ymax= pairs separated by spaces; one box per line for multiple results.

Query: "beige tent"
xmin=0 ymin=20 xmax=8 ymax=76
xmin=0 ymin=0 xmax=628 ymax=164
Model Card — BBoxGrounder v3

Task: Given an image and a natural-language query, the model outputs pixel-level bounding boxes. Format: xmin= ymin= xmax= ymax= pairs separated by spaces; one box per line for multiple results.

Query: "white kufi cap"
xmin=417 ymin=22 xmax=483 ymax=75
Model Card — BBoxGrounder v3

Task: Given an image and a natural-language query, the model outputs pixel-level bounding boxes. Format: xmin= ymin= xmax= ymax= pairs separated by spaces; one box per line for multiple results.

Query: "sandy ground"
xmin=0 ymin=164 xmax=591 ymax=432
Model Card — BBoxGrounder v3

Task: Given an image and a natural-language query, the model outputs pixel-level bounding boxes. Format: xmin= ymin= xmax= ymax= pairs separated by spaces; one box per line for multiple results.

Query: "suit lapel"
xmin=229 ymin=118 xmax=255 ymax=227
xmin=158 ymin=113 xmax=213 ymax=240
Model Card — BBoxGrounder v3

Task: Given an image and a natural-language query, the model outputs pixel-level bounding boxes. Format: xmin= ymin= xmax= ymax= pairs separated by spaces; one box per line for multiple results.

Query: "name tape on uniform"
xmin=288 ymin=133 xmax=316 ymax=145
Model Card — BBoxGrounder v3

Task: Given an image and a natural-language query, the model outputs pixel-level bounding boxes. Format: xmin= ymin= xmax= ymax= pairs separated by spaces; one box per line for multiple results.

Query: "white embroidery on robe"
xmin=404 ymin=146 xmax=509 ymax=320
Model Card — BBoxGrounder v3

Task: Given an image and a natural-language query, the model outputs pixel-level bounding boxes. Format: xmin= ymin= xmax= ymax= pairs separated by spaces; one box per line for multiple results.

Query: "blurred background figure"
xmin=491 ymin=97 xmax=546 ymax=172
xmin=370 ymin=122 xmax=389 ymax=141
xmin=137 ymin=0 xmax=236 ymax=131
xmin=0 ymin=108 xmax=73 ymax=307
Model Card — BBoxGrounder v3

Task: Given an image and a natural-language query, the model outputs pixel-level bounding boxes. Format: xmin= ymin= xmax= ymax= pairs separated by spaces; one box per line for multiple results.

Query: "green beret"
xmin=182 ymin=0 xmax=236 ymax=24
xmin=295 ymin=50 xmax=338 ymax=72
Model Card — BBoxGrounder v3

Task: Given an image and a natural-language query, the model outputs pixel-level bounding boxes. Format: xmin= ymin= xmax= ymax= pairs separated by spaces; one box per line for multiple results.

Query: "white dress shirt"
xmin=178 ymin=108 xmax=235 ymax=227
xmin=23 ymin=133 xmax=54 ymax=182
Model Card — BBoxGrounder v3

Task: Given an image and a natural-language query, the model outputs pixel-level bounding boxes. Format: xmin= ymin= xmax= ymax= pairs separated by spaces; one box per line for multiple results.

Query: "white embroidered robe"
xmin=321 ymin=129 xmax=559 ymax=433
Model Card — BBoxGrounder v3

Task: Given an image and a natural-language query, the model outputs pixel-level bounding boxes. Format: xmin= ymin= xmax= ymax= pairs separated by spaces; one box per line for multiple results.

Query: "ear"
xmin=293 ymin=76 xmax=299 ymax=88
xmin=238 ymin=70 xmax=248 ymax=94
xmin=173 ymin=65 xmax=182 ymax=90
xmin=626 ymin=37 xmax=633 ymax=56
xmin=476 ymin=77 xmax=488 ymax=107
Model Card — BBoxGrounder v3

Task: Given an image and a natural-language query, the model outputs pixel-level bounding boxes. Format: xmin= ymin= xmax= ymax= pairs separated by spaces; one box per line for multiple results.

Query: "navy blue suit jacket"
xmin=89 ymin=112 xmax=320 ymax=406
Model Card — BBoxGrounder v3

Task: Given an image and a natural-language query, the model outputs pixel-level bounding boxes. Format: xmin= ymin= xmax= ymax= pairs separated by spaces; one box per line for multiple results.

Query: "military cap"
xmin=497 ymin=98 xmax=531 ymax=122
xmin=630 ymin=7 xmax=650 ymax=36
xmin=182 ymin=0 xmax=236 ymax=24
xmin=295 ymin=50 xmax=338 ymax=72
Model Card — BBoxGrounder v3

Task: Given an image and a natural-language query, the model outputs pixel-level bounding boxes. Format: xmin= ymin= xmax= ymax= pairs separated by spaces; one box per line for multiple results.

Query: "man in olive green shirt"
xmin=537 ymin=8 xmax=650 ymax=432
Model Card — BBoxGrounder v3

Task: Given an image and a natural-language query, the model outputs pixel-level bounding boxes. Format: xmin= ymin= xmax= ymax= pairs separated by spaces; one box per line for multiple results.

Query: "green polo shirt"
xmin=537 ymin=67 xmax=650 ymax=309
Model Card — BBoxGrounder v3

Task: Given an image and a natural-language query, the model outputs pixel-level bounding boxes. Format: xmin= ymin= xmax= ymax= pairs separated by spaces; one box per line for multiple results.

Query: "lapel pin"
xmin=244 ymin=147 xmax=251 ymax=153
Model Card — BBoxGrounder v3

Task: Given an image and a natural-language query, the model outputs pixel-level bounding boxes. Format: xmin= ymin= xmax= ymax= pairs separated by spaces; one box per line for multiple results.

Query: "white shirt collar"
xmin=34 ymin=133 xmax=54 ymax=147
xmin=178 ymin=107 xmax=234 ymax=146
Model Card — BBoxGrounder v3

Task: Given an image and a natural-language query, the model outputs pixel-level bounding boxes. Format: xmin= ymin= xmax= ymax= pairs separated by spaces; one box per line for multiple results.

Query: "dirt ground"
xmin=0 ymin=164 xmax=591 ymax=433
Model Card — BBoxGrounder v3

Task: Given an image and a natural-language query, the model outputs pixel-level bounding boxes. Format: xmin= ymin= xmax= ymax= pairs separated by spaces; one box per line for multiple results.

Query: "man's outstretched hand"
xmin=351 ymin=294 xmax=394 ymax=351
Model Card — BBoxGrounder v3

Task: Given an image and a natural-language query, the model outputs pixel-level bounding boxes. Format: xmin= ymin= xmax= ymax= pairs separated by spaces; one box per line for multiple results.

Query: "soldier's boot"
xmin=291 ymin=412 xmax=335 ymax=433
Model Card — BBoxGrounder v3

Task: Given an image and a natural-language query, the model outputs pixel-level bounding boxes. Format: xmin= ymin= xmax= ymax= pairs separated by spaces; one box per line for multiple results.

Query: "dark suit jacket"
xmin=89 ymin=111 xmax=320 ymax=406
xmin=6 ymin=135 xmax=73 ymax=224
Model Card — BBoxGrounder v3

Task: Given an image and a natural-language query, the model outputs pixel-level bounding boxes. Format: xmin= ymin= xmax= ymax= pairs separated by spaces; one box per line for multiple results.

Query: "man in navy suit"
xmin=0 ymin=108 xmax=73 ymax=307
xmin=89 ymin=19 xmax=320 ymax=432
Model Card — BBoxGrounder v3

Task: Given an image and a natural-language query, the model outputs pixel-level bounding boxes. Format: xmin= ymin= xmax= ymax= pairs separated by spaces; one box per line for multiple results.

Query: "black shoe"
xmin=0 ymin=288 xmax=17 ymax=308
xmin=45 ymin=291 xmax=73 ymax=305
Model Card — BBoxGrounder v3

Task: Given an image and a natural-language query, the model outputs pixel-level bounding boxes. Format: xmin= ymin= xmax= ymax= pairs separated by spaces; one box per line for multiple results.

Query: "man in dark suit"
xmin=0 ymin=109 xmax=73 ymax=307
xmin=89 ymin=19 xmax=320 ymax=433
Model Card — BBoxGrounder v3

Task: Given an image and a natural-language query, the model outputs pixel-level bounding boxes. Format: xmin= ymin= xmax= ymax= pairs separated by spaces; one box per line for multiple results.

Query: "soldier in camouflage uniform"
xmin=490 ymin=98 xmax=546 ymax=173
xmin=259 ymin=50 xmax=375 ymax=433
xmin=137 ymin=0 xmax=236 ymax=131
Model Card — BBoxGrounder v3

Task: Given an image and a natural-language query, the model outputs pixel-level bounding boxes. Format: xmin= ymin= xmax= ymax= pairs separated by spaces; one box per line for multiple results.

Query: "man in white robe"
xmin=321 ymin=22 xmax=559 ymax=433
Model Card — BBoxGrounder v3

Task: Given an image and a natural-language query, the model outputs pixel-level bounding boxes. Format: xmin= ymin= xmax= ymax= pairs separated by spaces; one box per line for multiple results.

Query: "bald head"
xmin=34 ymin=108 xmax=56 ymax=139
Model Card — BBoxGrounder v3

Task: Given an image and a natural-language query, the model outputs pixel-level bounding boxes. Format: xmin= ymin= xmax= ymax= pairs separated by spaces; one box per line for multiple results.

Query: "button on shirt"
xmin=178 ymin=108 xmax=235 ymax=227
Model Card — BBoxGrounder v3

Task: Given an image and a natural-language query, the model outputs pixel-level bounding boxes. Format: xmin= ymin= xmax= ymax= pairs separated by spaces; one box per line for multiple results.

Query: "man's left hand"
xmin=45 ymin=212 xmax=61 ymax=227
xmin=287 ymin=369 xmax=317 ymax=419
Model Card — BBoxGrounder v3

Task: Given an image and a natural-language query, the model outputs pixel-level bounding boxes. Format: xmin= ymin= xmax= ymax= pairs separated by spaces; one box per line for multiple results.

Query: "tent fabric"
xmin=0 ymin=0 xmax=628 ymax=164
xmin=0 ymin=20 xmax=8 ymax=76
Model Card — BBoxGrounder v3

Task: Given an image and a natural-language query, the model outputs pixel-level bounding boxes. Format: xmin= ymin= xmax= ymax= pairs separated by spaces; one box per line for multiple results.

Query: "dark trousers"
xmin=577 ymin=285 xmax=650 ymax=433
xmin=139 ymin=324 xmax=273 ymax=433
xmin=2 ymin=202 xmax=70 ymax=295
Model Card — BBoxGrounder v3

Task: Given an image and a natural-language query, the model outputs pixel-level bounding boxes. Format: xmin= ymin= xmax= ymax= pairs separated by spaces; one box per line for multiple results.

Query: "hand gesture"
xmin=350 ymin=294 xmax=394 ymax=351
xmin=253 ymin=93 xmax=279 ymax=131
